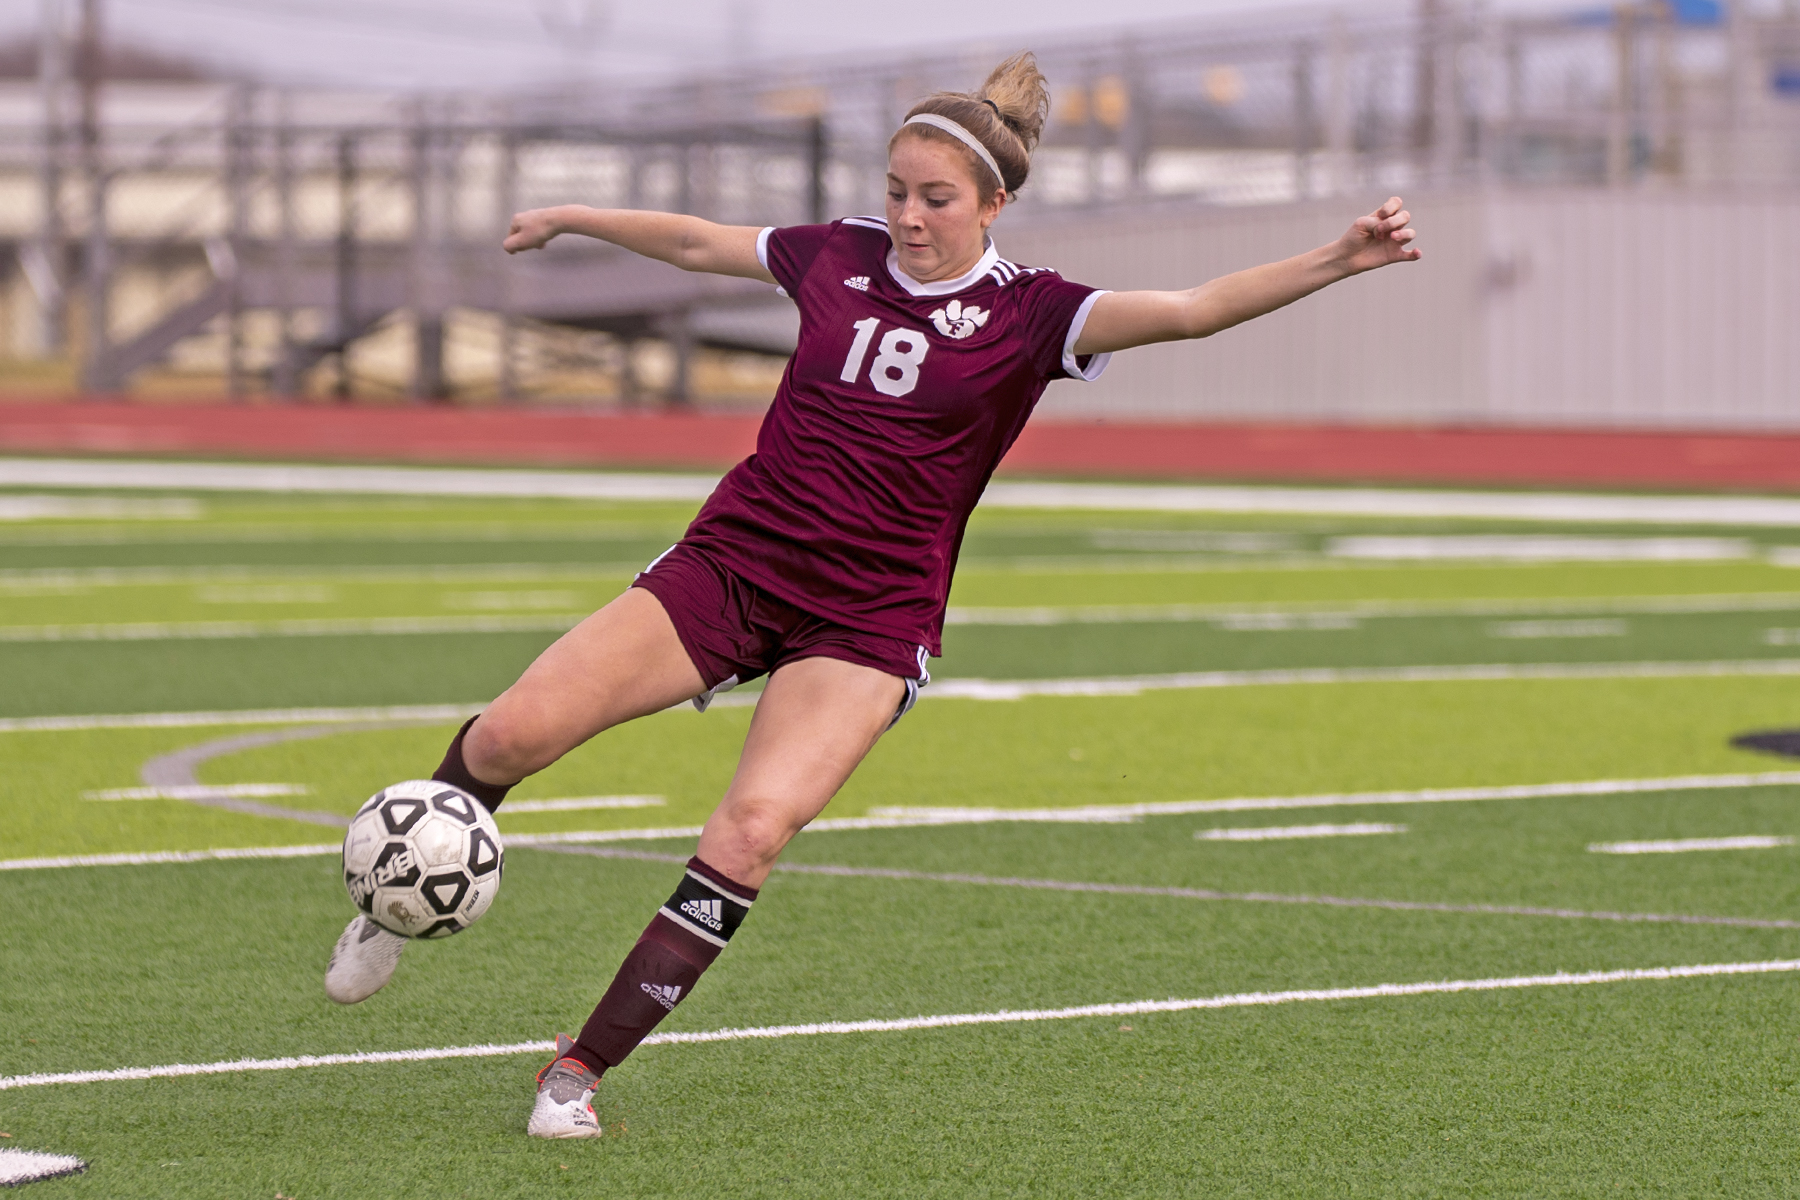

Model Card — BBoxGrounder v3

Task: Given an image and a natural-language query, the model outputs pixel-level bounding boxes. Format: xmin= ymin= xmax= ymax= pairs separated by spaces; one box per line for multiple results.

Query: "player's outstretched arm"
xmin=502 ymin=205 xmax=777 ymax=283
xmin=1071 ymin=197 xmax=1419 ymax=356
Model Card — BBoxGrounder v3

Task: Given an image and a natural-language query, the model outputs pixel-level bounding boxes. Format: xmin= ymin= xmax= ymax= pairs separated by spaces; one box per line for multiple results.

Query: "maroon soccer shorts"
xmin=630 ymin=542 xmax=930 ymax=726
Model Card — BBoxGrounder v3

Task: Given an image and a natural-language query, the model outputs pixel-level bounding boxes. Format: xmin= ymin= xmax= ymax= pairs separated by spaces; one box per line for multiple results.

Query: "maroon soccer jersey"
xmin=680 ymin=217 xmax=1111 ymax=656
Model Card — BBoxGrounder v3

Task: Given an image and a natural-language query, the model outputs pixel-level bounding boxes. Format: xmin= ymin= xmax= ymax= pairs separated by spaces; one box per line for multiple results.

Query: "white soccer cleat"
xmin=323 ymin=914 xmax=407 ymax=1005
xmin=528 ymin=1035 xmax=603 ymax=1139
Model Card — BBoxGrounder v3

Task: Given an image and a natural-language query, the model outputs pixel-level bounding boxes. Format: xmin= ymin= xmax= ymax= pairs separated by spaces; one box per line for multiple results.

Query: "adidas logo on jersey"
xmin=843 ymin=276 xmax=870 ymax=292
xmin=931 ymin=298 xmax=989 ymax=340
xmin=680 ymin=897 xmax=724 ymax=930
xmin=640 ymin=982 xmax=683 ymax=1010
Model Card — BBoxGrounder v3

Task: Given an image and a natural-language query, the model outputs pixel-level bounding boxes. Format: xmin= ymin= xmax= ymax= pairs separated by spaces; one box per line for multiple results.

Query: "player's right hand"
xmin=503 ymin=208 xmax=561 ymax=254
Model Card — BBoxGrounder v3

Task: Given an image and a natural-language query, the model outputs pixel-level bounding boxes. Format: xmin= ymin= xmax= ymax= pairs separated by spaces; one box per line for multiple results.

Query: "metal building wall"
xmin=1001 ymin=191 xmax=1800 ymax=432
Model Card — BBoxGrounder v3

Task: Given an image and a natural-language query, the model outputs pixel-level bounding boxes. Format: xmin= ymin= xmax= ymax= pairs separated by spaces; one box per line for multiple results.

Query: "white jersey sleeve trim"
xmin=756 ymin=227 xmax=791 ymax=298
xmin=1061 ymin=290 xmax=1113 ymax=382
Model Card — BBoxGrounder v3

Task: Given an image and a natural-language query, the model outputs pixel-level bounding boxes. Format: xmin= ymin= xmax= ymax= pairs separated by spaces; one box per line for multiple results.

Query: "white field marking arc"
xmin=8 ymin=658 xmax=1800 ymax=736
xmin=7 ymin=958 xmax=1800 ymax=1092
xmin=541 ymin=845 xmax=1800 ymax=932
xmin=0 ymin=615 xmax=587 ymax=642
xmin=83 ymin=783 xmax=308 ymax=801
xmin=0 ymin=1148 xmax=88 ymax=1185
xmin=1196 ymin=823 xmax=1406 ymax=841
xmin=17 ymin=458 xmax=1800 ymax=527
xmin=1589 ymin=836 xmax=1796 ymax=854
xmin=502 ymin=795 xmax=665 ymax=813
xmin=943 ymin=594 xmax=1800 ymax=626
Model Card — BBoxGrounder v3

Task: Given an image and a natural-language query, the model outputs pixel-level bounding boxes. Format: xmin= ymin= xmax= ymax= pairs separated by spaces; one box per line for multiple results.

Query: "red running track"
xmin=3 ymin=401 xmax=1800 ymax=491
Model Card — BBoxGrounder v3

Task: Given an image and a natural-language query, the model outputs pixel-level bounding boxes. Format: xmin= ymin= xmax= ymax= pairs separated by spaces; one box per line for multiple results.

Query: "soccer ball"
xmin=342 ymin=780 xmax=503 ymax=938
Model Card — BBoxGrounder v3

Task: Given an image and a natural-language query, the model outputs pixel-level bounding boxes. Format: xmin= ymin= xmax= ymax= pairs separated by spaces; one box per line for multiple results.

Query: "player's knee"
xmin=715 ymin=797 xmax=802 ymax=866
xmin=465 ymin=709 xmax=547 ymax=782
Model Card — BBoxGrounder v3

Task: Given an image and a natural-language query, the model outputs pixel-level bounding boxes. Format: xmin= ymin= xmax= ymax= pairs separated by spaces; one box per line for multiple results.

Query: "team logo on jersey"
xmin=843 ymin=276 xmax=870 ymax=292
xmin=930 ymin=299 xmax=989 ymax=340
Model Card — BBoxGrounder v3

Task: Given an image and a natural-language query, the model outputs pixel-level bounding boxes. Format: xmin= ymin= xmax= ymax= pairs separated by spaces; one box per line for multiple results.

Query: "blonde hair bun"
xmin=891 ymin=51 xmax=1049 ymax=200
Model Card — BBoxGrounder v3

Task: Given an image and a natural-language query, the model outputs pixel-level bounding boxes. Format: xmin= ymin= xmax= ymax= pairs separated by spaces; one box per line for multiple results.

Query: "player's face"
xmin=885 ymin=135 xmax=1005 ymax=283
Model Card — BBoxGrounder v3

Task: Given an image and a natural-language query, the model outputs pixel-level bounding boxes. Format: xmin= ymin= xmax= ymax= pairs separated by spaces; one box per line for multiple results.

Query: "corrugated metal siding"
xmin=996 ymin=191 xmax=1800 ymax=431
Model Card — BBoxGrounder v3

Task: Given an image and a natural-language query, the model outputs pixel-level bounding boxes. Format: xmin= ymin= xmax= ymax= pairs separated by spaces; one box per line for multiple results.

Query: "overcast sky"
xmin=2 ymin=0 xmax=1590 ymax=92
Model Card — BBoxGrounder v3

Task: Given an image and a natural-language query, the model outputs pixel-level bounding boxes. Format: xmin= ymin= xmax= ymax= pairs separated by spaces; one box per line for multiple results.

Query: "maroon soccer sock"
xmin=431 ymin=715 xmax=513 ymax=813
xmin=568 ymin=856 xmax=759 ymax=1074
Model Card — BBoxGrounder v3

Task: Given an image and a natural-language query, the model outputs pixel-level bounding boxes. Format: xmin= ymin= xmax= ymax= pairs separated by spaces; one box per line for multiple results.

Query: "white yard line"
xmin=0 ymin=844 xmax=339 ymax=871
xmin=6 ymin=957 xmax=1797 ymax=1092
xmin=0 ymin=615 xmax=584 ymax=642
xmin=0 ymin=703 xmax=484 ymax=733
xmin=0 ymin=564 xmax=639 ymax=588
xmin=945 ymin=594 xmax=1800 ymax=626
xmin=868 ymin=772 xmax=1800 ymax=823
xmin=1589 ymin=836 xmax=1796 ymax=854
xmin=14 ymin=841 xmax=1800 ymax=933
xmin=0 ymin=459 xmax=723 ymax=501
xmin=1196 ymin=823 xmax=1405 ymax=841
xmin=8 ymin=772 xmax=1800 ymax=870
xmin=1326 ymin=535 xmax=1754 ymax=562
xmin=11 ymin=657 xmax=1799 ymax=734
xmin=979 ymin=481 xmax=1800 ymax=527
xmin=501 ymin=796 xmax=664 ymax=813
xmin=0 ymin=1149 xmax=86 ymax=1185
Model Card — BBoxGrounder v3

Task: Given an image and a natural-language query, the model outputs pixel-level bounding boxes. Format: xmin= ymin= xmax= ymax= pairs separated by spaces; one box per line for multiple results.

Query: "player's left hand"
xmin=1334 ymin=197 xmax=1420 ymax=273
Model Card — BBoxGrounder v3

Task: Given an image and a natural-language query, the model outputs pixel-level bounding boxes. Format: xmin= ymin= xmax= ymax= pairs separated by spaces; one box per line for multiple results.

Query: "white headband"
xmin=902 ymin=113 xmax=1005 ymax=191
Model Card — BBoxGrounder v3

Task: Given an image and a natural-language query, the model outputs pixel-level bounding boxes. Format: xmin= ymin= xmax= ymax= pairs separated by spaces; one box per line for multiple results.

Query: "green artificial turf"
xmin=9 ymin=481 xmax=1800 ymax=1196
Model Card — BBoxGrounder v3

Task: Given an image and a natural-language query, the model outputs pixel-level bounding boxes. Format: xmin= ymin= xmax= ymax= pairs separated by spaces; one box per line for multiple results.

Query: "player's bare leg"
xmin=530 ymin=656 xmax=905 ymax=1137
xmin=465 ymin=587 xmax=707 ymax=787
xmin=327 ymin=589 xmax=705 ymax=1006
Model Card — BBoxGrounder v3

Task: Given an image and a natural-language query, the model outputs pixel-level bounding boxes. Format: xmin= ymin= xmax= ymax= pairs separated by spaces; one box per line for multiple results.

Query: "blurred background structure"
xmin=0 ymin=0 xmax=1797 ymax=433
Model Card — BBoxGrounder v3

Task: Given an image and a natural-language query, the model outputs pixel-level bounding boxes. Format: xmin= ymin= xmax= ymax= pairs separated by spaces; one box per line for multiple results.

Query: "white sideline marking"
xmin=83 ymin=783 xmax=307 ymax=801
xmin=0 ymin=1149 xmax=87 ymax=1184
xmin=1589 ymin=836 xmax=1796 ymax=854
xmin=501 ymin=795 xmax=664 ymax=814
xmin=7 ymin=958 xmax=1798 ymax=1091
xmin=1197 ymin=823 xmax=1405 ymax=841
xmin=1328 ymin=535 xmax=1752 ymax=562
xmin=14 ymin=459 xmax=1800 ymax=527
xmin=0 ymin=614 xmax=584 ymax=642
xmin=8 ymin=659 xmax=1800 ymax=734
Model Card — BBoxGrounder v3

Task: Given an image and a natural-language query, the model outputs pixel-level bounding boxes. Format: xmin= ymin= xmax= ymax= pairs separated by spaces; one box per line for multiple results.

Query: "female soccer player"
xmin=323 ymin=52 xmax=1419 ymax=1137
